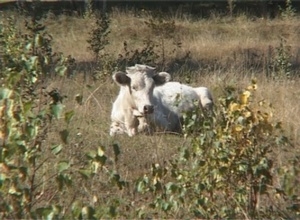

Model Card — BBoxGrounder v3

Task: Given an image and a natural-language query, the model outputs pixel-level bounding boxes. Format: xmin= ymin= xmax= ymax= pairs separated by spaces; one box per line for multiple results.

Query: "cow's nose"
xmin=143 ymin=105 xmax=154 ymax=114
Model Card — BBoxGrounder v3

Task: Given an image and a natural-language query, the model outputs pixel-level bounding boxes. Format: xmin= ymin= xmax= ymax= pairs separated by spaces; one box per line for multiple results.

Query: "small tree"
xmin=87 ymin=12 xmax=113 ymax=79
xmin=0 ymin=4 xmax=73 ymax=218
xmin=135 ymin=80 xmax=298 ymax=219
xmin=87 ymin=13 xmax=110 ymax=60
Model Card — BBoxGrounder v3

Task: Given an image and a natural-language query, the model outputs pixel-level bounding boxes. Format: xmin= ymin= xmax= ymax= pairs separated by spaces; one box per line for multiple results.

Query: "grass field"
xmin=1 ymin=5 xmax=300 ymax=218
xmin=35 ymin=8 xmax=300 ymax=143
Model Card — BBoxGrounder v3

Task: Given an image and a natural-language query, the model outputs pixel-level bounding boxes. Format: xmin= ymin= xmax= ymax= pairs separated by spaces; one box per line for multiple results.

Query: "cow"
xmin=150 ymin=82 xmax=213 ymax=132
xmin=110 ymin=65 xmax=170 ymax=137
xmin=109 ymin=64 xmax=213 ymax=136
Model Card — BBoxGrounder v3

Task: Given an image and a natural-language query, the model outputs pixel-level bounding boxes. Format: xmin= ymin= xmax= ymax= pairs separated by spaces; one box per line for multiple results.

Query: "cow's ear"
xmin=113 ymin=71 xmax=131 ymax=86
xmin=153 ymin=72 xmax=171 ymax=85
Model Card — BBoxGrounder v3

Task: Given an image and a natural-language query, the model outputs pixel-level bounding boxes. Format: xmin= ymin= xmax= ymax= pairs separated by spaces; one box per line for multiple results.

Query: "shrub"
xmin=0 ymin=9 xmax=73 ymax=218
xmin=116 ymin=40 xmax=160 ymax=70
xmin=87 ymin=12 xmax=113 ymax=80
xmin=134 ymin=79 xmax=299 ymax=219
xmin=280 ymin=0 xmax=296 ymax=19
xmin=270 ymin=38 xmax=293 ymax=80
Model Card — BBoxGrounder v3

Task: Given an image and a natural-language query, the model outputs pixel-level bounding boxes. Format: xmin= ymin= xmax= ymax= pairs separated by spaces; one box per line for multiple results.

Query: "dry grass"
xmin=2 ymin=7 xmax=300 ymax=217
xmin=5 ymin=7 xmax=298 ymax=69
xmin=36 ymin=7 xmax=300 ymax=184
xmin=42 ymin=9 xmax=300 ymax=65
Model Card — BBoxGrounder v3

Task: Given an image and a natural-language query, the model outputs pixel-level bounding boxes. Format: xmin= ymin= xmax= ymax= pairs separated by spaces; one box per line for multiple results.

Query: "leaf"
xmin=25 ymin=124 xmax=38 ymax=138
xmin=136 ymin=178 xmax=147 ymax=193
xmin=35 ymin=205 xmax=61 ymax=219
xmin=112 ymin=143 xmax=120 ymax=162
xmin=19 ymin=166 xmax=28 ymax=181
xmin=81 ymin=206 xmax=96 ymax=220
xmin=56 ymin=173 xmax=72 ymax=190
xmin=234 ymin=125 xmax=243 ymax=132
xmin=57 ymin=161 xmax=70 ymax=173
xmin=75 ymin=94 xmax=83 ymax=105
xmin=85 ymin=150 xmax=96 ymax=159
xmin=95 ymin=154 xmax=107 ymax=167
xmin=56 ymin=174 xmax=64 ymax=191
xmin=251 ymin=78 xmax=257 ymax=85
xmin=25 ymin=42 xmax=32 ymax=50
xmin=55 ymin=65 xmax=67 ymax=76
xmin=51 ymin=103 xmax=65 ymax=119
xmin=29 ymin=56 xmax=38 ymax=69
xmin=97 ymin=146 xmax=105 ymax=157
xmin=92 ymin=161 xmax=100 ymax=173
xmin=34 ymin=34 xmax=42 ymax=46
xmin=166 ymin=182 xmax=178 ymax=193
xmin=110 ymin=173 xmax=127 ymax=190
xmin=59 ymin=129 xmax=69 ymax=144
xmin=23 ymin=101 xmax=33 ymax=114
xmin=65 ymin=110 xmax=74 ymax=124
xmin=0 ymin=173 xmax=7 ymax=187
xmin=9 ymin=185 xmax=21 ymax=196
xmin=0 ymin=88 xmax=12 ymax=100
xmin=72 ymin=201 xmax=82 ymax=218
xmin=78 ymin=169 xmax=93 ymax=179
xmin=243 ymin=110 xmax=252 ymax=118
xmin=51 ymin=144 xmax=63 ymax=155
xmin=109 ymin=206 xmax=117 ymax=217
xmin=229 ymin=103 xmax=240 ymax=112
xmin=35 ymin=207 xmax=53 ymax=219
xmin=240 ymin=90 xmax=251 ymax=105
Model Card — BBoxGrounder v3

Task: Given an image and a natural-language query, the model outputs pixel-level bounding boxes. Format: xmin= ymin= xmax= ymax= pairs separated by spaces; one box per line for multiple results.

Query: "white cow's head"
xmin=113 ymin=64 xmax=171 ymax=116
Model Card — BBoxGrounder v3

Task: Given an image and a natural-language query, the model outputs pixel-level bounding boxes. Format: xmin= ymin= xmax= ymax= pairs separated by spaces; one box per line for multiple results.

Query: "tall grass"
xmin=20 ymin=6 xmax=297 ymax=148
xmin=27 ymin=6 xmax=300 ymax=177
xmin=1 ymin=6 xmax=299 ymax=218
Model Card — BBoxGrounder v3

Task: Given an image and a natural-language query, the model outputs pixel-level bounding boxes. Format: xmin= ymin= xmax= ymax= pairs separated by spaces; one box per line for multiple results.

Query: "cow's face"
xmin=113 ymin=64 xmax=171 ymax=116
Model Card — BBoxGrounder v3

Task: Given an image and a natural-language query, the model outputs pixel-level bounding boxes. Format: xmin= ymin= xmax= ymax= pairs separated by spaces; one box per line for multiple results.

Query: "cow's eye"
xmin=131 ymin=86 xmax=138 ymax=91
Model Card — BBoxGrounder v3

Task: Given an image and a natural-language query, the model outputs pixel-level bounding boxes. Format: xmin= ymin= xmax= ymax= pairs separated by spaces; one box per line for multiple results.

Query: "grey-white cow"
xmin=110 ymin=65 xmax=170 ymax=136
xmin=151 ymin=82 xmax=213 ymax=132
xmin=109 ymin=64 xmax=213 ymax=136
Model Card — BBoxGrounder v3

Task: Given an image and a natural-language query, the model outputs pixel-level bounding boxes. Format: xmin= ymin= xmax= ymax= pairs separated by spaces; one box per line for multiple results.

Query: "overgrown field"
xmin=1 ymin=3 xmax=300 ymax=219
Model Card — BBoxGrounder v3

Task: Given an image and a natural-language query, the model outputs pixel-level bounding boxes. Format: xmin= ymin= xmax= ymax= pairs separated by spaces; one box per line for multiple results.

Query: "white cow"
xmin=110 ymin=65 xmax=170 ymax=136
xmin=151 ymin=82 xmax=213 ymax=132
xmin=109 ymin=64 xmax=213 ymax=136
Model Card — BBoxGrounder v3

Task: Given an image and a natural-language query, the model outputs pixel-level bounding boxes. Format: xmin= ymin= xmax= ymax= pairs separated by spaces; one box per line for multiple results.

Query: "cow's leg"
xmin=124 ymin=114 xmax=139 ymax=137
xmin=133 ymin=109 xmax=152 ymax=134
xmin=137 ymin=116 xmax=152 ymax=134
xmin=110 ymin=121 xmax=126 ymax=136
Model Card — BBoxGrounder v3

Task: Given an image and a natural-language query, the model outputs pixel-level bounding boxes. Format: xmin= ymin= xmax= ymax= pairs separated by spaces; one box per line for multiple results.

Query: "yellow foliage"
xmin=243 ymin=110 xmax=252 ymax=118
xmin=229 ymin=103 xmax=241 ymax=112
xmin=239 ymin=90 xmax=251 ymax=105
xmin=247 ymin=84 xmax=257 ymax=91
xmin=233 ymin=124 xmax=243 ymax=132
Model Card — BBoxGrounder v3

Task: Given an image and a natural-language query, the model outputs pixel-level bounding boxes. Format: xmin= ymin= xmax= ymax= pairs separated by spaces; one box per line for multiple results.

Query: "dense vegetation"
xmin=0 ymin=0 xmax=299 ymax=219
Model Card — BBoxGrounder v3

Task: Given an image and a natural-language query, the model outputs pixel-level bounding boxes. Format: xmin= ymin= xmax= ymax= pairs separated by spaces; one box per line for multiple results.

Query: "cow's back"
xmin=152 ymin=82 xmax=200 ymax=131
xmin=154 ymin=82 xmax=199 ymax=114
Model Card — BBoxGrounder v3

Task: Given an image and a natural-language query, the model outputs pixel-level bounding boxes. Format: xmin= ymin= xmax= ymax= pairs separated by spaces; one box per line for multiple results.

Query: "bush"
xmin=1 ymin=5 xmax=299 ymax=219
xmin=0 ymin=10 xmax=73 ymax=218
xmin=134 ymin=79 xmax=299 ymax=219
xmin=0 ymin=9 xmax=128 ymax=219
xmin=87 ymin=12 xmax=113 ymax=80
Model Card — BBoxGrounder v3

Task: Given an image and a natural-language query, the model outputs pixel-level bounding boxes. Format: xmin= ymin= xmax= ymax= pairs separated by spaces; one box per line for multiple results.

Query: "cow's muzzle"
xmin=143 ymin=105 xmax=154 ymax=114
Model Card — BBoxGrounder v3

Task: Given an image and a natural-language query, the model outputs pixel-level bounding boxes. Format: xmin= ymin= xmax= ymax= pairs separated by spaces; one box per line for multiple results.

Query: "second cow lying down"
xmin=110 ymin=64 xmax=213 ymax=136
